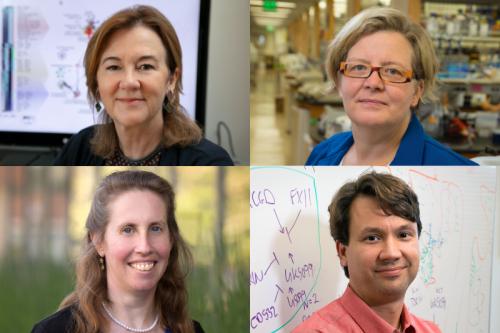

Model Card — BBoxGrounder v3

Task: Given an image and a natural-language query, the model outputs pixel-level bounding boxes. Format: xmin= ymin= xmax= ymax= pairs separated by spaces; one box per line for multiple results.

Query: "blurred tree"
xmin=215 ymin=167 xmax=226 ymax=267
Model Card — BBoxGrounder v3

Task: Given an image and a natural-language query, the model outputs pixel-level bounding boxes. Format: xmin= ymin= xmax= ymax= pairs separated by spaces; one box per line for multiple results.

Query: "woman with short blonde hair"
xmin=307 ymin=7 xmax=476 ymax=166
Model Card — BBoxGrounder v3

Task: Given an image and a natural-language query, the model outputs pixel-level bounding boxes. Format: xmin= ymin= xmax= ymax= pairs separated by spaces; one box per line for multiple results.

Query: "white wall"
xmin=491 ymin=168 xmax=500 ymax=333
xmin=205 ymin=0 xmax=249 ymax=165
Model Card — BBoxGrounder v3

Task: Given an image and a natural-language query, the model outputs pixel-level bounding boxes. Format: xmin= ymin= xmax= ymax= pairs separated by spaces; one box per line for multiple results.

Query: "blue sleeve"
xmin=305 ymin=132 xmax=351 ymax=165
xmin=305 ymin=144 xmax=322 ymax=165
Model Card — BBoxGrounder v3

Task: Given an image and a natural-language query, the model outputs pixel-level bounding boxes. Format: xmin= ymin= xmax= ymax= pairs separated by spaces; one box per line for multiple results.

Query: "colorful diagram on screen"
xmin=0 ymin=0 xmax=201 ymax=134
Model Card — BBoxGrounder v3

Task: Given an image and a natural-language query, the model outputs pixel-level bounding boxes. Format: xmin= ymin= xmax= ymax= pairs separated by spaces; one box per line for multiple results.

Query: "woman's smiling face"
xmin=96 ymin=25 xmax=175 ymax=131
xmin=97 ymin=189 xmax=172 ymax=295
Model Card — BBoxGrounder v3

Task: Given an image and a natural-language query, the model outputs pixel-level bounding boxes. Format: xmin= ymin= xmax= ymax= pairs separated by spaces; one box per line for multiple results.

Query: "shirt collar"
xmin=340 ymin=285 xmax=415 ymax=333
xmin=401 ymin=303 xmax=418 ymax=333
xmin=333 ymin=114 xmax=424 ymax=166
xmin=391 ymin=113 xmax=425 ymax=165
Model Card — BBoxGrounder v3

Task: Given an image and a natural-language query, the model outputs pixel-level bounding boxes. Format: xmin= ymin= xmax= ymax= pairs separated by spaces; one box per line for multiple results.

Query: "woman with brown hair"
xmin=54 ymin=5 xmax=232 ymax=166
xmin=31 ymin=170 xmax=204 ymax=333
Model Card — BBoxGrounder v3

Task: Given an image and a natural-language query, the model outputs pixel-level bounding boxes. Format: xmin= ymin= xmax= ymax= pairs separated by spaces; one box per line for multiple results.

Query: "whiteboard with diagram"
xmin=250 ymin=166 xmax=497 ymax=333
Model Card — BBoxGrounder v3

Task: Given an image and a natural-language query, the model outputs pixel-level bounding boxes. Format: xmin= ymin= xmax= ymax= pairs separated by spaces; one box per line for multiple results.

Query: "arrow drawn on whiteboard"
xmin=250 ymin=252 xmax=281 ymax=286
xmin=289 ymin=209 xmax=302 ymax=233
xmin=264 ymin=251 xmax=280 ymax=275
xmin=274 ymin=284 xmax=284 ymax=302
xmin=273 ymin=208 xmax=285 ymax=233
xmin=285 ymin=209 xmax=302 ymax=243
xmin=289 ymin=253 xmax=294 ymax=264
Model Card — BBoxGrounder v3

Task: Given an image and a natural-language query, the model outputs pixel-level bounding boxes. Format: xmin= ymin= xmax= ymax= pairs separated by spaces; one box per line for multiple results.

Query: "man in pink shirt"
xmin=292 ymin=172 xmax=441 ymax=333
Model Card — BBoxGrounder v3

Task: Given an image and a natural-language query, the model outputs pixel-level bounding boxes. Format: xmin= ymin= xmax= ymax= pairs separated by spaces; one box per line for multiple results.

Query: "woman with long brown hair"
xmin=54 ymin=5 xmax=232 ymax=166
xmin=32 ymin=170 xmax=204 ymax=333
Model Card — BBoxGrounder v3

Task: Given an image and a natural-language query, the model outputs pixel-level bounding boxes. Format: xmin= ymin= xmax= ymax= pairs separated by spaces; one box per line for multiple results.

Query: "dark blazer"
xmin=53 ymin=125 xmax=234 ymax=166
xmin=31 ymin=305 xmax=206 ymax=333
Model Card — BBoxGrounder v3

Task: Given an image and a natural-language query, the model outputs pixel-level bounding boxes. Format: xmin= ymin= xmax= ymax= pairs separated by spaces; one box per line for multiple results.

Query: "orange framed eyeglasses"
xmin=339 ymin=61 xmax=413 ymax=83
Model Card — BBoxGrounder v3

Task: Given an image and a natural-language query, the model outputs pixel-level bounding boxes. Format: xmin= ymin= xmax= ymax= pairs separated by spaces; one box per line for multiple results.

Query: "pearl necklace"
xmin=102 ymin=303 xmax=159 ymax=333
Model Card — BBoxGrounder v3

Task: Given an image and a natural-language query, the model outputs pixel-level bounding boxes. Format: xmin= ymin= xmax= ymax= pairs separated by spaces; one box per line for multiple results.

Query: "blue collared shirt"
xmin=306 ymin=113 xmax=478 ymax=165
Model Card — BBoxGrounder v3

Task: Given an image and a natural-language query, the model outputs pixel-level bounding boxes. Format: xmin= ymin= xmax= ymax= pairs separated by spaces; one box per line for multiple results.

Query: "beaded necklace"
xmin=102 ymin=303 xmax=159 ymax=333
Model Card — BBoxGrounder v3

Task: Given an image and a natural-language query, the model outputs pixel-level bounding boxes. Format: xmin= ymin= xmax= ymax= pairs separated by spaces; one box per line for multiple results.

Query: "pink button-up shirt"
xmin=292 ymin=286 xmax=441 ymax=333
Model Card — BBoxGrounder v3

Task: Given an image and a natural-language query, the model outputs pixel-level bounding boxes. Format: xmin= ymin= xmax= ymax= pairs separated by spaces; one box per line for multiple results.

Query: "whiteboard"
xmin=490 ymin=168 xmax=500 ymax=333
xmin=250 ymin=166 xmax=496 ymax=333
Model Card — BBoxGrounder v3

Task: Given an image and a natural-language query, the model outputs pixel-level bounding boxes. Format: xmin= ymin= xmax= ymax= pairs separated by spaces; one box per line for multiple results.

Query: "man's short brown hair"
xmin=329 ymin=172 xmax=421 ymax=277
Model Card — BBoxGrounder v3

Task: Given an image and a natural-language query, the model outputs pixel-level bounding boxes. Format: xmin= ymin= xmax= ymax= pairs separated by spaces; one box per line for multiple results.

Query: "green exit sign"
xmin=263 ymin=0 xmax=277 ymax=12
